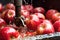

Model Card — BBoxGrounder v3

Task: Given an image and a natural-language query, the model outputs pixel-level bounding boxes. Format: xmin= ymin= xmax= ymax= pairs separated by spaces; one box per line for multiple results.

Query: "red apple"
xmin=1 ymin=10 xmax=7 ymax=18
xmin=0 ymin=27 xmax=20 ymax=40
xmin=21 ymin=5 xmax=26 ymax=10
xmin=52 ymin=12 xmax=60 ymax=22
xmin=20 ymin=31 xmax=37 ymax=37
xmin=25 ymin=14 xmax=41 ymax=31
xmin=0 ymin=18 xmax=7 ymax=29
xmin=46 ymin=9 xmax=58 ymax=19
xmin=34 ymin=7 xmax=45 ymax=13
xmin=26 ymin=31 xmax=37 ymax=36
xmin=0 ymin=3 xmax=3 ymax=12
xmin=36 ymin=20 xmax=55 ymax=34
xmin=21 ymin=10 xmax=30 ymax=18
xmin=19 ymin=33 xmax=27 ymax=38
xmin=5 ymin=3 xmax=15 ymax=10
xmin=48 ymin=19 xmax=53 ymax=24
xmin=2 ymin=9 xmax=15 ymax=23
xmin=53 ymin=20 xmax=60 ymax=32
xmin=35 ymin=13 xmax=45 ymax=20
xmin=25 ymin=5 xmax=33 ymax=13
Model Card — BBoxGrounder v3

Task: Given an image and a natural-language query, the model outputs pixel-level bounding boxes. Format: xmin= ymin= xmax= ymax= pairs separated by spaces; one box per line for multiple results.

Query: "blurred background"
xmin=0 ymin=0 xmax=60 ymax=11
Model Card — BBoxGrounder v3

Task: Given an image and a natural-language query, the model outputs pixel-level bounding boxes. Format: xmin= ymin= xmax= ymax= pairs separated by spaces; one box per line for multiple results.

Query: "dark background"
xmin=0 ymin=0 xmax=60 ymax=11
xmin=23 ymin=0 xmax=60 ymax=11
xmin=0 ymin=0 xmax=11 ymax=5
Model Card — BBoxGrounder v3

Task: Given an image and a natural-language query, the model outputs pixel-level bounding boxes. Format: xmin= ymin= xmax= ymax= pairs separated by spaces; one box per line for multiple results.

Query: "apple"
xmin=25 ymin=5 xmax=33 ymax=13
xmin=25 ymin=14 xmax=41 ymax=31
xmin=0 ymin=27 xmax=20 ymax=40
xmin=21 ymin=10 xmax=30 ymax=18
xmin=35 ymin=13 xmax=45 ymax=20
xmin=0 ymin=3 xmax=3 ymax=12
xmin=21 ymin=5 xmax=26 ymax=10
xmin=36 ymin=20 xmax=55 ymax=34
xmin=48 ymin=19 xmax=53 ymax=24
xmin=20 ymin=31 xmax=37 ymax=37
xmin=1 ymin=10 xmax=7 ymax=18
xmin=53 ymin=20 xmax=60 ymax=32
xmin=19 ymin=33 xmax=27 ymax=38
xmin=5 ymin=3 xmax=15 ymax=10
xmin=52 ymin=12 xmax=60 ymax=22
xmin=35 ymin=13 xmax=45 ymax=24
xmin=26 ymin=31 xmax=37 ymax=36
xmin=2 ymin=9 xmax=15 ymax=23
xmin=46 ymin=9 xmax=58 ymax=19
xmin=0 ymin=18 xmax=7 ymax=29
xmin=33 ymin=7 xmax=45 ymax=13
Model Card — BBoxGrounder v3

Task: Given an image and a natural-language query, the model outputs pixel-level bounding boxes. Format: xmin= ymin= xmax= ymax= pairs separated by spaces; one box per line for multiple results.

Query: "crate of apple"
xmin=0 ymin=3 xmax=60 ymax=40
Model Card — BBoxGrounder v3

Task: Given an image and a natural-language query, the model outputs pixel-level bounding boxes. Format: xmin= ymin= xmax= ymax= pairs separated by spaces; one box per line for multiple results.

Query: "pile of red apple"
xmin=0 ymin=3 xmax=60 ymax=40
xmin=21 ymin=4 xmax=60 ymax=36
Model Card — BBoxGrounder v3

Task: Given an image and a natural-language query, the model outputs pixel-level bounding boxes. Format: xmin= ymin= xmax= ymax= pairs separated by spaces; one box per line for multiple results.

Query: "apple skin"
xmin=19 ymin=31 xmax=37 ymax=37
xmin=21 ymin=5 xmax=26 ymax=10
xmin=1 ymin=10 xmax=7 ymax=18
xmin=26 ymin=31 xmax=37 ymax=36
xmin=2 ymin=9 xmax=15 ymax=23
xmin=5 ymin=3 xmax=15 ymax=10
xmin=25 ymin=14 xmax=42 ymax=31
xmin=46 ymin=9 xmax=58 ymax=19
xmin=52 ymin=12 xmax=60 ymax=22
xmin=48 ymin=19 xmax=54 ymax=24
xmin=21 ymin=10 xmax=30 ymax=18
xmin=0 ymin=3 xmax=3 ymax=12
xmin=33 ymin=7 xmax=45 ymax=13
xmin=0 ymin=27 xmax=19 ymax=40
xmin=53 ymin=20 xmax=60 ymax=32
xmin=25 ymin=5 xmax=33 ymax=13
xmin=36 ymin=20 xmax=55 ymax=34
xmin=0 ymin=18 xmax=7 ymax=29
xmin=35 ymin=13 xmax=45 ymax=20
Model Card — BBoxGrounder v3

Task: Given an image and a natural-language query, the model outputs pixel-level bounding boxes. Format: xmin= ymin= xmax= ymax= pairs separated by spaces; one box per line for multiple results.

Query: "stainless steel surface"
xmin=22 ymin=32 xmax=60 ymax=40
